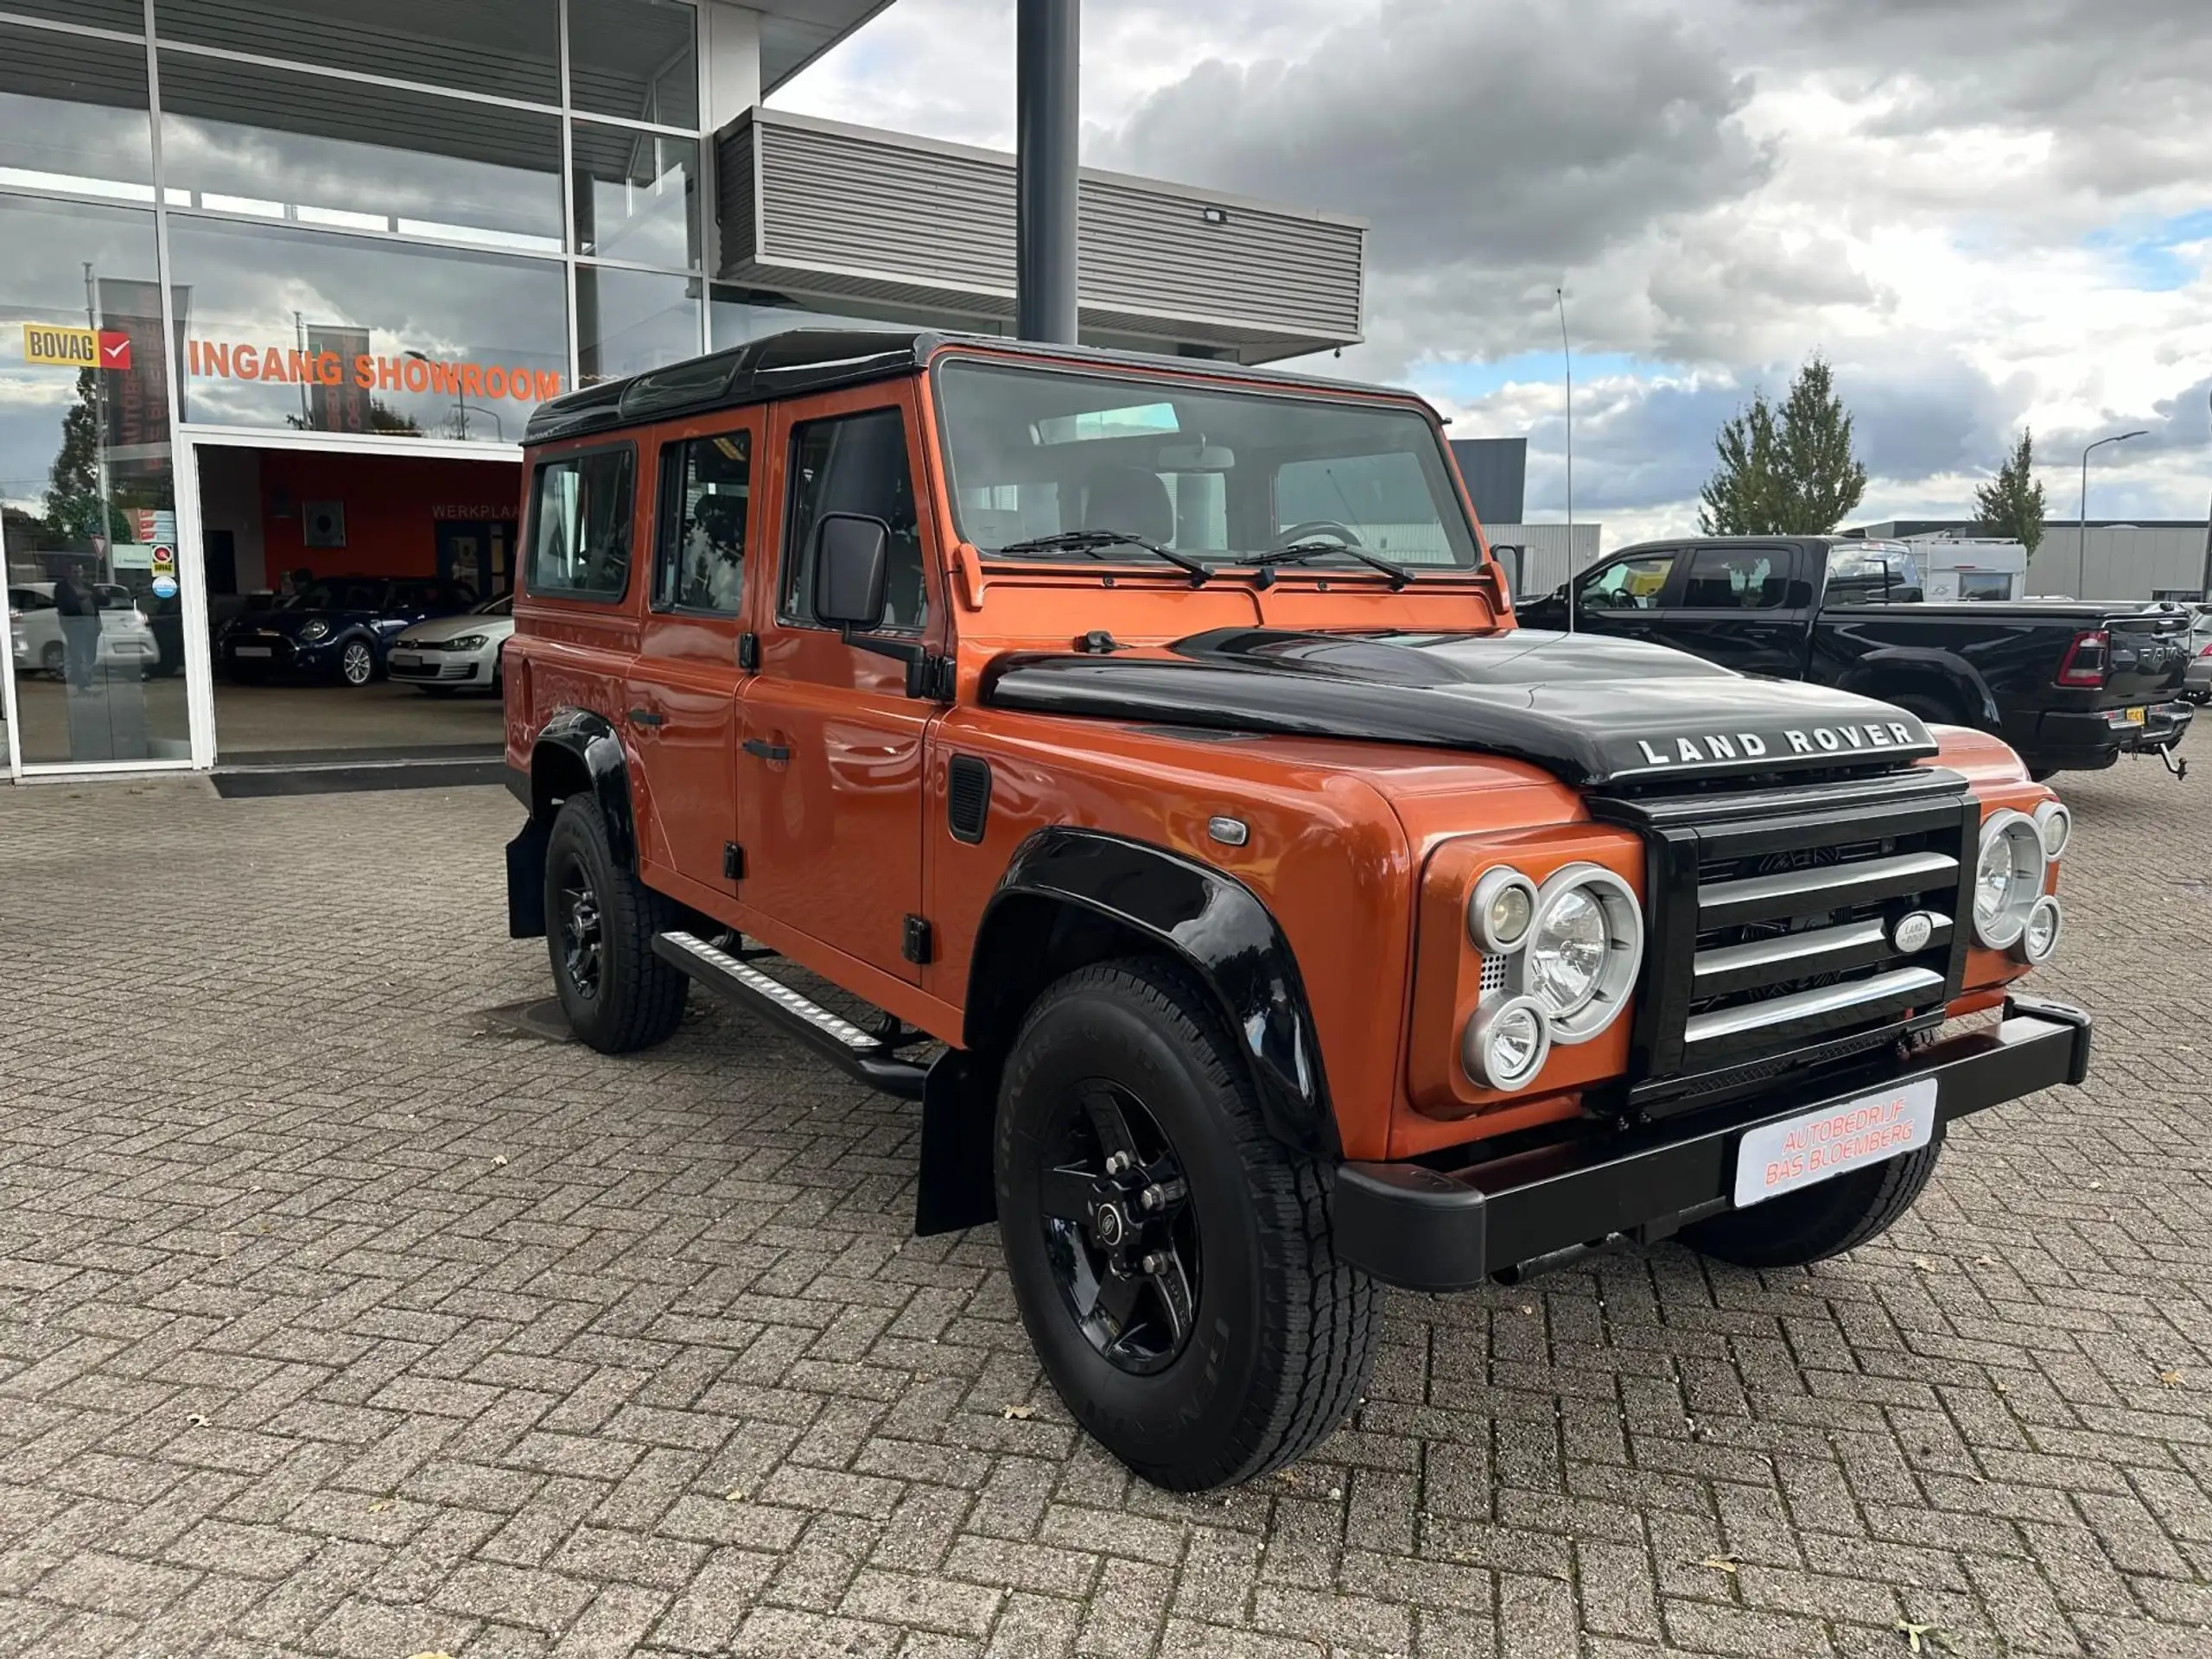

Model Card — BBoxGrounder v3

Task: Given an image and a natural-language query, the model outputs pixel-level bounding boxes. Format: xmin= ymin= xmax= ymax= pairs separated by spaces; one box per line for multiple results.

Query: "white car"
xmin=387 ymin=593 xmax=513 ymax=693
xmin=9 ymin=582 xmax=160 ymax=680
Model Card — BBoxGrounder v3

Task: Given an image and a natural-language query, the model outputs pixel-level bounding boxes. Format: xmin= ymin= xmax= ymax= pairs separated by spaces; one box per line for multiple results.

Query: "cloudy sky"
xmin=779 ymin=0 xmax=2211 ymax=542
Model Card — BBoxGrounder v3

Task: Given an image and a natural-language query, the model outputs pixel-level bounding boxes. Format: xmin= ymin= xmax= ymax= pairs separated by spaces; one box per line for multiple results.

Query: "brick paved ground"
xmin=1 ymin=757 xmax=2208 ymax=1659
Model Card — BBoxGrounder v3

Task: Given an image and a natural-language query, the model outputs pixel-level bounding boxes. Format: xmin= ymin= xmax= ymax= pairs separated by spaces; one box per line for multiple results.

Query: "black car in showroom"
xmin=219 ymin=576 xmax=479 ymax=686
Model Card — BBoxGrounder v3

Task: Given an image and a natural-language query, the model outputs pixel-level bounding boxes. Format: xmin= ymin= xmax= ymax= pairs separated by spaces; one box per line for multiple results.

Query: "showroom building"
xmin=0 ymin=0 xmax=1364 ymax=779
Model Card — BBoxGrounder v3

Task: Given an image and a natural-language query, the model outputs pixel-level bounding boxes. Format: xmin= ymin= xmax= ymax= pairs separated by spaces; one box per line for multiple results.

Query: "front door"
xmin=737 ymin=390 xmax=940 ymax=982
xmin=1570 ymin=548 xmax=1684 ymax=645
xmin=1650 ymin=543 xmax=1808 ymax=677
xmin=626 ymin=415 xmax=760 ymax=906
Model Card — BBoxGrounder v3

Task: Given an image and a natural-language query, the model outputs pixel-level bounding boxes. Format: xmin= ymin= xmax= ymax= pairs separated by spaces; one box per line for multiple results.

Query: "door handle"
xmin=741 ymin=738 xmax=791 ymax=762
xmin=626 ymin=708 xmax=664 ymax=728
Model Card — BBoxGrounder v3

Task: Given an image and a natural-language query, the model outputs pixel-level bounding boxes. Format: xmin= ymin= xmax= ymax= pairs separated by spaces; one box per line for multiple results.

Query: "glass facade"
xmin=0 ymin=0 xmax=728 ymax=772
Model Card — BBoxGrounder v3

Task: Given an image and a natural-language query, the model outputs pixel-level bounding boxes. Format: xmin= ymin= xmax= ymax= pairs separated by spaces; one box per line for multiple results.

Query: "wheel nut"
xmin=1141 ymin=1253 xmax=1161 ymax=1274
xmin=1138 ymin=1188 xmax=1158 ymax=1211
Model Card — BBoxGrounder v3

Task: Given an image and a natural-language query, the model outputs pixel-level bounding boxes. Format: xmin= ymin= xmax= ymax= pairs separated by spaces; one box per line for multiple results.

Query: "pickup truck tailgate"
xmin=2103 ymin=612 xmax=2194 ymax=705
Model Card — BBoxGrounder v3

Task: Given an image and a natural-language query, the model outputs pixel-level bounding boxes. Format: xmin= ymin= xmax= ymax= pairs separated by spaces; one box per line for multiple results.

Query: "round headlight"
xmin=1521 ymin=864 xmax=1643 ymax=1043
xmin=2033 ymin=799 xmax=2070 ymax=860
xmin=1972 ymin=809 xmax=2044 ymax=950
xmin=1463 ymin=994 xmax=1552 ymax=1090
xmin=1468 ymin=868 xmax=1538 ymax=953
xmin=2018 ymin=895 xmax=2063 ymax=964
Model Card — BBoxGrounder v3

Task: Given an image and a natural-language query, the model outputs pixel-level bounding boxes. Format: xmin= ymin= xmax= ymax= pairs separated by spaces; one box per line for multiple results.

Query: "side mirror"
xmin=812 ymin=512 xmax=890 ymax=630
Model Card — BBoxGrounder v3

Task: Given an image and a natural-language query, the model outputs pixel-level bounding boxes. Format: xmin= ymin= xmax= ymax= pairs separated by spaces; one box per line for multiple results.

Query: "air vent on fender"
xmin=947 ymin=754 xmax=992 ymax=843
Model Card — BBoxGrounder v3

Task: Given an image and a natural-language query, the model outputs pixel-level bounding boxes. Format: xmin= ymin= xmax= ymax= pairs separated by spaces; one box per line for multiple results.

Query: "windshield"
xmin=475 ymin=593 xmax=514 ymax=615
xmin=935 ymin=359 xmax=1483 ymax=574
xmin=297 ymin=581 xmax=385 ymax=611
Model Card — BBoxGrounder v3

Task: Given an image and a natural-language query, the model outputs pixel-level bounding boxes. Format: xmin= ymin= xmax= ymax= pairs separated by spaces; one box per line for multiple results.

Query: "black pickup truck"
xmin=1517 ymin=536 xmax=2194 ymax=779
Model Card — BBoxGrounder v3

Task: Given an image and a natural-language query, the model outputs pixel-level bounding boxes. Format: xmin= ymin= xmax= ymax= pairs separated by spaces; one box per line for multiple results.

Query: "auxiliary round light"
xmin=1463 ymin=994 xmax=1553 ymax=1090
xmin=2018 ymin=895 xmax=2063 ymax=964
xmin=1468 ymin=867 xmax=1539 ymax=953
xmin=1972 ymin=809 xmax=2044 ymax=950
xmin=2032 ymin=799 xmax=2071 ymax=860
xmin=1520 ymin=864 xmax=1644 ymax=1044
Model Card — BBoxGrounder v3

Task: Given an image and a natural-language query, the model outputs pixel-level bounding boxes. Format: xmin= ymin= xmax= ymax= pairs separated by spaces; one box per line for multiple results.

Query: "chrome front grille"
xmin=1592 ymin=767 xmax=1977 ymax=1115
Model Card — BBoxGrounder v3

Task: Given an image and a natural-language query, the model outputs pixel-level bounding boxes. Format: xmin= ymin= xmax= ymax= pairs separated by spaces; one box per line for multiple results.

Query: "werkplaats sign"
xmin=185 ymin=338 xmax=562 ymax=404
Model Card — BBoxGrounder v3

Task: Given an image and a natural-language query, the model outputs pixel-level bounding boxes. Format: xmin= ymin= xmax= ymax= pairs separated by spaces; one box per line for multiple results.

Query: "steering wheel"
xmin=1275 ymin=519 xmax=1365 ymax=549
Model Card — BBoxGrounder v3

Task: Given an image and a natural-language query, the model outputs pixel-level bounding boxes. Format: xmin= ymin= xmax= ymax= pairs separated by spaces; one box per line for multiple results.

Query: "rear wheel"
xmin=40 ymin=641 xmax=64 ymax=679
xmin=995 ymin=957 xmax=1381 ymax=1490
xmin=543 ymin=795 xmax=688 ymax=1053
xmin=1682 ymin=1136 xmax=1942 ymax=1268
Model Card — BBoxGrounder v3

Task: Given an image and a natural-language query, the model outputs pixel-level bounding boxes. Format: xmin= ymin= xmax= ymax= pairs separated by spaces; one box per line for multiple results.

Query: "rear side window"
xmin=781 ymin=408 xmax=926 ymax=632
xmin=528 ymin=448 xmax=635 ymax=601
xmin=1681 ymin=547 xmax=1788 ymax=608
xmin=655 ymin=429 xmax=750 ymax=615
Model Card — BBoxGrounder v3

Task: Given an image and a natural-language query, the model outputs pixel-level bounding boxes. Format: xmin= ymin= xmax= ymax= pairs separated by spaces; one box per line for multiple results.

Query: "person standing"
xmin=53 ymin=562 xmax=101 ymax=690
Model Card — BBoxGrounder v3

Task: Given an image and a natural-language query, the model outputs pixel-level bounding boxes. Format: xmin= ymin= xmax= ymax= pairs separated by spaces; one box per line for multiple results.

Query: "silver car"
xmin=387 ymin=593 xmax=514 ymax=693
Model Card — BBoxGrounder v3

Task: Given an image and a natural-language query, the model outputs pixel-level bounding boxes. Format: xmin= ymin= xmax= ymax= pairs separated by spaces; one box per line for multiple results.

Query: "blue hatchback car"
xmin=219 ymin=575 xmax=479 ymax=687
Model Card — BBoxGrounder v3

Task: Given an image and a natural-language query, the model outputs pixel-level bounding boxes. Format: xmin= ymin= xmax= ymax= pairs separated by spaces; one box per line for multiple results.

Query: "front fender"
xmin=531 ymin=705 xmax=637 ymax=868
xmin=969 ymin=826 xmax=1336 ymax=1158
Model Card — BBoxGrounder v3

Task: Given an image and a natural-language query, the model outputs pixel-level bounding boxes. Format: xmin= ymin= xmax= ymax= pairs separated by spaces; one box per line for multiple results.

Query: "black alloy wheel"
xmin=1037 ymin=1080 xmax=1198 ymax=1376
xmin=556 ymin=863 xmax=603 ymax=1001
xmin=338 ymin=638 xmax=374 ymax=686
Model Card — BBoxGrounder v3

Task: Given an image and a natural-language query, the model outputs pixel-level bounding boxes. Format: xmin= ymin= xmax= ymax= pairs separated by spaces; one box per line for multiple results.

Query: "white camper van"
xmin=1904 ymin=536 xmax=2028 ymax=602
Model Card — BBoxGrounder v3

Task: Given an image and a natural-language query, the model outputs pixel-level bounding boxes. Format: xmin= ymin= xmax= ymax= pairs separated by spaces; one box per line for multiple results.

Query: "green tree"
xmin=1698 ymin=353 xmax=1869 ymax=535
xmin=1973 ymin=428 xmax=2046 ymax=553
xmin=42 ymin=370 xmax=130 ymax=546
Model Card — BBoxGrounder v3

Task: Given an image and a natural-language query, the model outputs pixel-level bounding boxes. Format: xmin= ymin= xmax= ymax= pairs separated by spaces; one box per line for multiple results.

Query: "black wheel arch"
xmin=918 ymin=826 xmax=1338 ymax=1238
xmin=504 ymin=706 xmax=637 ymax=941
xmin=1839 ymin=648 xmax=2000 ymax=729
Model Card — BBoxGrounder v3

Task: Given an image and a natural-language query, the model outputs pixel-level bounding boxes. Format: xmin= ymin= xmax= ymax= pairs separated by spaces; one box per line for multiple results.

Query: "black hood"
xmin=982 ymin=628 xmax=1939 ymax=789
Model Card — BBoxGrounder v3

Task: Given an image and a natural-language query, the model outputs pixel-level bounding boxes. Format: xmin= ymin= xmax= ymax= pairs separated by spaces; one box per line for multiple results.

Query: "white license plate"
xmin=233 ymin=645 xmax=273 ymax=658
xmin=389 ymin=653 xmax=423 ymax=669
xmin=1732 ymin=1077 xmax=1938 ymax=1209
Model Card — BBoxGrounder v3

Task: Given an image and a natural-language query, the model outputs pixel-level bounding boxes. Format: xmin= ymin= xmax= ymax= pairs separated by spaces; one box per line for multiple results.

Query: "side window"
xmin=655 ymin=429 xmax=750 ymax=615
xmin=1580 ymin=553 xmax=1676 ymax=611
xmin=781 ymin=408 xmax=926 ymax=633
xmin=1681 ymin=547 xmax=1787 ymax=608
xmin=527 ymin=448 xmax=635 ymax=601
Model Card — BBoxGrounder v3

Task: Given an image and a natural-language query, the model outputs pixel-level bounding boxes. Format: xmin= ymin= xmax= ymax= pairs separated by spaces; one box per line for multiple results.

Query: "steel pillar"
xmin=1015 ymin=0 xmax=1079 ymax=343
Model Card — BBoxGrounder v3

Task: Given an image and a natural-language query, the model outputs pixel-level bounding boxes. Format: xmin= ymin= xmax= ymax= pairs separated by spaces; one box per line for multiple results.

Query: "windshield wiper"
xmin=1248 ymin=538 xmax=1413 ymax=590
xmin=992 ymin=529 xmax=1211 ymax=584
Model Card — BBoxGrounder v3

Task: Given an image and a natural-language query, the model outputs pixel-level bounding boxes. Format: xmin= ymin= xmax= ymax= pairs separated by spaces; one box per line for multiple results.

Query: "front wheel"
xmin=543 ymin=795 xmax=688 ymax=1053
xmin=995 ymin=957 xmax=1381 ymax=1490
xmin=337 ymin=638 xmax=375 ymax=686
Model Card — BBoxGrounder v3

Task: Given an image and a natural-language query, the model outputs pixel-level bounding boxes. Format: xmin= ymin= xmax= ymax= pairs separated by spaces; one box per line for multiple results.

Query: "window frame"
xmin=775 ymin=402 xmax=928 ymax=639
xmin=521 ymin=439 xmax=639 ymax=605
xmin=652 ymin=423 xmax=753 ymax=617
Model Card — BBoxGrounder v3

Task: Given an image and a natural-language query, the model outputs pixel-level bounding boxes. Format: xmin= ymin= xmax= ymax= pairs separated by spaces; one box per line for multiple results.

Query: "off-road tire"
xmin=995 ymin=957 xmax=1382 ymax=1490
xmin=543 ymin=794 xmax=687 ymax=1054
xmin=1681 ymin=1135 xmax=1942 ymax=1268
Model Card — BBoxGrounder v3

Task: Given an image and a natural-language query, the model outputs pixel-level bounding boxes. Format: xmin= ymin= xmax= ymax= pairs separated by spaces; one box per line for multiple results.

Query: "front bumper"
xmin=1334 ymin=995 xmax=2091 ymax=1292
xmin=389 ymin=648 xmax=490 ymax=683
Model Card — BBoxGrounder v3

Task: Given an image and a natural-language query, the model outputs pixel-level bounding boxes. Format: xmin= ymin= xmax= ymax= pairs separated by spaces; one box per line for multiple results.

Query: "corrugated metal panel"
xmin=714 ymin=110 xmax=1364 ymax=359
xmin=1447 ymin=439 xmax=1527 ymax=524
xmin=1480 ymin=524 xmax=1604 ymax=601
xmin=2026 ymin=528 xmax=2208 ymax=599
xmin=716 ymin=114 xmax=760 ymax=267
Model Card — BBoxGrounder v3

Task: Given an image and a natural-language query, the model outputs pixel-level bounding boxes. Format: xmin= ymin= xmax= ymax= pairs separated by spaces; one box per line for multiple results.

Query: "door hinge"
xmin=723 ymin=842 xmax=744 ymax=880
xmin=737 ymin=632 xmax=760 ymax=671
xmin=902 ymin=914 xmax=934 ymax=965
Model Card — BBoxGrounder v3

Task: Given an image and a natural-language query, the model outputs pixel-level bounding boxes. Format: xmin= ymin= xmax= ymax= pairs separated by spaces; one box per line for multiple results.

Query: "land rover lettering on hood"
xmin=499 ymin=329 xmax=2092 ymax=1492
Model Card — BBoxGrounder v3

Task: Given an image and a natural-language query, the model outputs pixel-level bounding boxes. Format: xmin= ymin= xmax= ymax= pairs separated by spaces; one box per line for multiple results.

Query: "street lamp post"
xmin=2077 ymin=429 xmax=2146 ymax=596
xmin=402 ymin=349 xmax=500 ymax=440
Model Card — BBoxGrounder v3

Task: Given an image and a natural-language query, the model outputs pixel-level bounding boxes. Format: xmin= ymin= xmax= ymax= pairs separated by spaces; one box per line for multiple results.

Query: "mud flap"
xmin=916 ymin=1050 xmax=999 ymax=1236
xmin=506 ymin=817 xmax=549 ymax=939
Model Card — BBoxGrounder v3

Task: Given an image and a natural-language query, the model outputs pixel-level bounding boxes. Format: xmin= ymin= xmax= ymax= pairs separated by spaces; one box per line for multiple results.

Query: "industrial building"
xmin=1 ymin=0 xmax=1365 ymax=779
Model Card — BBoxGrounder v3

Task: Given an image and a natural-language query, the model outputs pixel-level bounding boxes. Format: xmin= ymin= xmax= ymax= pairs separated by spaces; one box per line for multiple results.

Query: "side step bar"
xmin=652 ymin=931 xmax=929 ymax=1100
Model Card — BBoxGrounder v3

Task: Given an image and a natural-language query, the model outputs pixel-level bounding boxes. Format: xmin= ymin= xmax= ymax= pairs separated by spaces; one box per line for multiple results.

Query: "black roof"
xmin=522 ymin=327 xmax=1428 ymax=446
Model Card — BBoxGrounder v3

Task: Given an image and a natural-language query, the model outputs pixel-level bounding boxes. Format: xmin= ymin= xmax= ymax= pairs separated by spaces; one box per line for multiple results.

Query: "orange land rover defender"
xmin=502 ymin=330 xmax=2091 ymax=1491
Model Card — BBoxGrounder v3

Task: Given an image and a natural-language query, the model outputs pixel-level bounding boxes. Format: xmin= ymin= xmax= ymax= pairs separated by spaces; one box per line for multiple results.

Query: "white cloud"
xmin=778 ymin=0 xmax=2212 ymax=537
